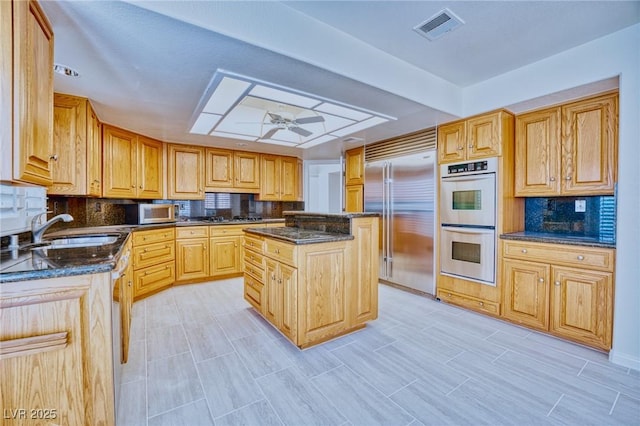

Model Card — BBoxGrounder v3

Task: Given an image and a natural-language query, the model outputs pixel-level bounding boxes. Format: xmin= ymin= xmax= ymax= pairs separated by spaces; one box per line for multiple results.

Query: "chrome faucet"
xmin=31 ymin=212 xmax=74 ymax=243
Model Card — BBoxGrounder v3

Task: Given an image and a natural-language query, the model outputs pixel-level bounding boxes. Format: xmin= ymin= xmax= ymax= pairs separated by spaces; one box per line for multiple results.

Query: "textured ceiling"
xmin=41 ymin=1 xmax=639 ymax=159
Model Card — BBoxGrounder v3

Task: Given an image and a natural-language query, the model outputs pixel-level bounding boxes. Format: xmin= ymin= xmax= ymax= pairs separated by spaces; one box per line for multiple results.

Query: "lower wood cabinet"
xmin=501 ymin=240 xmax=614 ymax=350
xmin=131 ymin=228 xmax=175 ymax=300
xmin=175 ymin=226 xmax=209 ymax=282
xmin=265 ymin=257 xmax=298 ymax=342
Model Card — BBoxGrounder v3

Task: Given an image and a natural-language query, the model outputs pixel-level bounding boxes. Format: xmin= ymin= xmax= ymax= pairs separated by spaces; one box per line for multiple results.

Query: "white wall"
xmin=462 ymin=24 xmax=640 ymax=369
xmin=305 ymin=161 xmax=343 ymax=213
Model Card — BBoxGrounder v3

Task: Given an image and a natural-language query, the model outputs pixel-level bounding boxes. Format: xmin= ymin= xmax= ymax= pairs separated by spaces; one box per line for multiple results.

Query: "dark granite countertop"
xmin=283 ymin=211 xmax=380 ymax=218
xmin=500 ymin=232 xmax=616 ymax=249
xmin=244 ymin=227 xmax=354 ymax=245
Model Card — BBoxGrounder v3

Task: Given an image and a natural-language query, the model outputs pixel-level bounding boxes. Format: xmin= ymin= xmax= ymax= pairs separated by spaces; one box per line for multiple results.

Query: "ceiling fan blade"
xmin=262 ymin=127 xmax=280 ymax=139
xmin=289 ymin=126 xmax=312 ymax=137
xmin=267 ymin=112 xmax=284 ymax=122
xmin=295 ymin=116 xmax=325 ymax=124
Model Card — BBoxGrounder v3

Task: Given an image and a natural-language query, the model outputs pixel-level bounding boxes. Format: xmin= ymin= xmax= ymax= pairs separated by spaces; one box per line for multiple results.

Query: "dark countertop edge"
xmin=282 ymin=211 xmax=380 ymax=218
xmin=500 ymin=232 xmax=616 ymax=249
xmin=0 ymin=263 xmax=116 ymax=284
xmin=244 ymin=228 xmax=355 ymax=245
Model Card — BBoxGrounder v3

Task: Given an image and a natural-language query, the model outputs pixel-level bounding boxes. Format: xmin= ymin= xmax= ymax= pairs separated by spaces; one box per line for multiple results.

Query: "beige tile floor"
xmin=118 ymin=278 xmax=639 ymax=426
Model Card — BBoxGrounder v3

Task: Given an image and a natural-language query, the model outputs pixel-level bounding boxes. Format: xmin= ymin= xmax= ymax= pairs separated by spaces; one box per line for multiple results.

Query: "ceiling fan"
xmin=261 ymin=112 xmax=325 ymax=139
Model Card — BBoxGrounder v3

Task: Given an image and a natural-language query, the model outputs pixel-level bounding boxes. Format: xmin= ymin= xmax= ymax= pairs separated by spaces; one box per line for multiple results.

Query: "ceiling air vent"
xmin=413 ymin=8 xmax=464 ymax=41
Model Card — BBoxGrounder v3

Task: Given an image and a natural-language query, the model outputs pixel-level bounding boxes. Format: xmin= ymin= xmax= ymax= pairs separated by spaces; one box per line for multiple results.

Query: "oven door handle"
xmin=441 ymin=173 xmax=495 ymax=183
xmin=441 ymin=226 xmax=495 ymax=235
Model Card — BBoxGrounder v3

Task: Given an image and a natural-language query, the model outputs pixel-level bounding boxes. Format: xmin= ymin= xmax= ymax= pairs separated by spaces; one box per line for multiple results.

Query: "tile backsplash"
xmin=525 ymin=195 xmax=616 ymax=242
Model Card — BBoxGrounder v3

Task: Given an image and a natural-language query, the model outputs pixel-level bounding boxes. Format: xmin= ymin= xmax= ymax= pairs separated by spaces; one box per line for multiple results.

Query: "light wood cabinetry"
xmin=102 ymin=125 xmax=164 ymax=199
xmin=438 ymin=110 xmax=510 ymax=164
xmin=344 ymin=146 xmax=365 ymax=212
xmin=113 ymin=237 xmax=134 ymax=363
xmin=50 ymin=93 xmax=103 ymax=196
xmin=515 ymin=92 xmax=618 ymax=196
xmin=167 ymin=143 xmax=204 ymax=199
xmin=175 ymin=226 xmax=209 ymax=282
xmin=205 ymin=148 xmax=260 ymax=193
xmin=265 ymin=256 xmax=298 ymax=342
xmin=210 ymin=225 xmax=244 ymax=277
xmin=1 ymin=272 xmax=116 ymax=425
xmin=502 ymin=240 xmax=614 ymax=350
xmin=297 ymin=158 xmax=304 ymax=202
xmin=2 ymin=0 xmax=55 ymax=185
xmin=259 ymin=154 xmax=299 ymax=201
xmin=243 ymin=234 xmax=266 ymax=312
xmin=132 ymin=228 xmax=175 ymax=300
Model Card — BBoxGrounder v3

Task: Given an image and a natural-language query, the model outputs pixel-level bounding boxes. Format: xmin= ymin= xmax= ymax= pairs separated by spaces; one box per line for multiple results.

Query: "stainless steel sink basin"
xmin=33 ymin=234 xmax=119 ymax=250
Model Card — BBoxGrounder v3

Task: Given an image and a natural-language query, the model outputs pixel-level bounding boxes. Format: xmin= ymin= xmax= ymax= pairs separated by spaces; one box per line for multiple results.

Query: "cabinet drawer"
xmin=244 ymin=260 xmax=265 ymax=283
xmin=437 ymin=289 xmax=499 ymax=315
xmin=244 ymin=275 xmax=264 ymax=312
xmin=133 ymin=261 xmax=175 ymax=298
xmin=244 ymin=250 xmax=264 ymax=269
xmin=243 ymin=234 xmax=264 ymax=253
xmin=133 ymin=228 xmax=175 ymax=245
xmin=176 ymin=226 xmax=209 ymax=239
xmin=133 ymin=241 xmax=175 ymax=270
xmin=503 ymin=240 xmax=614 ymax=271
xmin=210 ymin=224 xmax=245 ymax=237
xmin=264 ymin=239 xmax=297 ymax=265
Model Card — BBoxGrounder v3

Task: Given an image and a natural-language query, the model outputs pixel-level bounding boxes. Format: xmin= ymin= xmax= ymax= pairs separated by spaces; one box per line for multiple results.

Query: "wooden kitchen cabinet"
xmin=265 ymin=257 xmax=298 ymax=342
xmin=3 ymin=0 xmax=55 ymax=185
xmin=113 ymin=237 xmax=134 ymax=363
xmin=345 ymin=146 xmax=365 ymax=185
xmin=168 ymin=143 xmax=205 ymax=199
xmin=210 ymin=225 xmax=244 ymax=277
xmin=1 ymin=272 xmax=116 ymax=425
xmin=50 ymin=93 xmax=103 ymax=196
xmin=345 ymin=184 xmax=364 ymax=212
xmin=243 ymin=233 xmax=266 ymax=312
xmin=132 ymin=228 xmax=175 ymax=300
xmin=501 ymin=239 xmax=614 ymax=350
xmin=175 ymin=226 xmax=209 ymax=282
xmin=438 ymin=110 xmax=511 ymax=164
xmin=259 ymin=154 xmax=299 ymax=201
xmin=205 ymin=148 xmax=260 ymax=193
xmin=102 ymin=125 xmax=164 ymax=199
xmin=514 ymin=92 xmax=618 ymax=196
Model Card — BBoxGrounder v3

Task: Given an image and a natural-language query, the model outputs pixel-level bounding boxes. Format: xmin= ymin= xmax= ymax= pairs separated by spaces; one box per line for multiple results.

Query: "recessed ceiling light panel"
xmin=202 ymin=77 xmax=251 ymax=114
xmin=190 ymin=113 xmax=221 ymax=134
xmin=315 ymin=103 xmax=371 ymax=121
xmin=330 ymin=117 xmax=388 ymax=137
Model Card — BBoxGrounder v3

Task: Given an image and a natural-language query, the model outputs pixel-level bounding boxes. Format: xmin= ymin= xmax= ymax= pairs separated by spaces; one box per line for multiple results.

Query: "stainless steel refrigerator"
xmin=364 ymin=152 xmax=435 ymax=294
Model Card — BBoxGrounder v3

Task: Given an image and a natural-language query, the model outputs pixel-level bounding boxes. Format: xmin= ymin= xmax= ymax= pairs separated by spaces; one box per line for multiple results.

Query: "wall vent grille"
xmin=365 ymin=127 xmax=436 ymax=163
xmin=413 ymin=8 xmax=464 ymax=41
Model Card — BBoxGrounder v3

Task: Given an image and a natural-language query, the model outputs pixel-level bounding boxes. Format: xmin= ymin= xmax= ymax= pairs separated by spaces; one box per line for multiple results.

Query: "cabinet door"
xmin=12 ymin=0 xmax=54 ymax=185
xmin=561 ymin=93 xmax=617 ymax=195
xmin=345 ymin=146 xmax=364 ymax=185
xmin=102 ymin=125 xmax=137 ymax=198
xmin=137 ymin=135 xmax=164 ymax=199
xmin=234 ymin=151 xmax=260 ymax=190
xmin=502 ymin=259 xmax=550 ymax=330
xmin=279 ymin=263 xmax=298 ymax=342
xmin=350 ymin=217 xmax=378 ymax=324
xmin=210 ymin=236 xmax=241 ymax=277
xmin=264 ymin=258 xmax=279 ymax=325
xmin=514 ymin=108 xmax=561 ymax=196
xmin=296 ymin=158 xmax=304 ymax=201
xmin=50 ymin=94 xmax=87 ymax=195
xmin=280 ymin=156 xmax=298 ymax=201
xmin=1 ymin=0 xmax=12 ymax=180
xmin=87 ymin=103 xmax=102 ymax=196
xmin=133 ymin=262 xmax=174 ymax=300
xmin=467 ymin=111 xmax=502 ymax=159
xmin=551 ymin=267 xmax=613 ymax=350
xmin=437 ymin=121 xmax=466 ymax=163
xmin=345 ymin=184 xmax=363 ymax=212
xmin=120 ymin=255 xmax=133 ymax=363
xmin=260 ymin=155 xmax=280 ymax=200
xmin=176 ymin=238 xmax=209 ymax=281
xmin=205 ymin=148 xmax=233 ymax=189
xmin=167 ymin=144 xmax=204 ymax=199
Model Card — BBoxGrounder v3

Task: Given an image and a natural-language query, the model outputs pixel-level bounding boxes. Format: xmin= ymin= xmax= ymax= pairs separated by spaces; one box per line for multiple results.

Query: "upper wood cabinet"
xmin=259 ymin=154 xmax=299 ymax=201
xmin=205 ymin=148 xmax=260 ymax=193
xmin=515 ymin=92 xmax=618 ymax=196
xmin=2 ymin=0 xmax=54 ymax=185
xmin=344 ymin=184 xmax=364 ymax=213
xmin=438 ymin=110 xmax=512 ymax=164
xmin=50 ymin=94 xmax=102 ymax=196
xmin=345 ymin=146 xmax=364 ymax=185
xmin=296 ymin=158 xmax=304 ymax=202
xmin=167 ymin=143 xmax=204 ymax=200
xmin=102 ymin=125 xmax=164 ymax=199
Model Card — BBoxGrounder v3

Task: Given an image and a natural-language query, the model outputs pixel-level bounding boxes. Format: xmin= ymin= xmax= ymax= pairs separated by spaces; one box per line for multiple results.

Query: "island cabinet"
xmin=131 ymin=228 xmax=175 ymax=300
xmin=175 ymin=226 xmax=209 ymax=282
xmin=259 ymin=154 xmax=298 ymax=201
xmin=243 ymin=234 xmax=266 ymax=311
xmin=501 ymin=239 xmax=615 ymax=350
xmin=438 ymin=110 xmax=513 ymax=164
xmin=50 ymin=93 xmax=102 ymax=196
xmin=2 ymin=0 xmax=55 ymax=186
xmin=514 ymin=91 xmax=618 ymax=196
xmin=168 ymin=143 xmax=204 ymax=200
xmin=1 ymin=272 xmax=116 ymax=425
xmin=205 ymin=148 xmax=260 ymax=193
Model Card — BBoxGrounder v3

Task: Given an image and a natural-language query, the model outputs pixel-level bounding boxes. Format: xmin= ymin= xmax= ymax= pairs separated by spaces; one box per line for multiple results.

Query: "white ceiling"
xmin=41 ymin=1 xmax=640 ymax=160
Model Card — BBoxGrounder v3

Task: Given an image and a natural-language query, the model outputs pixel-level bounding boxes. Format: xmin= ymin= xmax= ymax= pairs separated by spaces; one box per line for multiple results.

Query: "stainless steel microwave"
xmin=124 ymin=203 xmax=178 ymax=225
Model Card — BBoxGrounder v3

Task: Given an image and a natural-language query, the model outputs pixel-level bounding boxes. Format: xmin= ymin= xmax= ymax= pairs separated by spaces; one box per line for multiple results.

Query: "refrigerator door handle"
xmin=387 ymin=161 xmax=393 ymax=278
xmin=382 ymin=162 xmax=388 ymax=277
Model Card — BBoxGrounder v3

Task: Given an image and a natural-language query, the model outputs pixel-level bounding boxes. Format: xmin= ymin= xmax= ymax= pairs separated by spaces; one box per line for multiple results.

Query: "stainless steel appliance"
xmin=124 ymin=203 xmax=178 ymax=225
xmin=364 ymin=152 xmax=435 ymax=295
xmin=439 ymin=158 xmax=497 ymax=285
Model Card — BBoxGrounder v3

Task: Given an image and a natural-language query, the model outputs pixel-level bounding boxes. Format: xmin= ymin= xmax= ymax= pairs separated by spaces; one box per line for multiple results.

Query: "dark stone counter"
xmin=244 ymin=227 xmax=354 ymax=245
xmin=500 ymin=232 xmax=616 ymax=249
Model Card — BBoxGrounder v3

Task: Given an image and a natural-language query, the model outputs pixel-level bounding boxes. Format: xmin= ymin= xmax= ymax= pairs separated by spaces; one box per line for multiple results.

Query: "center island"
xmin=243 ymin=211 xmax=379 ymax=348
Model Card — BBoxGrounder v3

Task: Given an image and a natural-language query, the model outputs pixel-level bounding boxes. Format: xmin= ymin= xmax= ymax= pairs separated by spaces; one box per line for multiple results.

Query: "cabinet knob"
xmin=538 ymin=278 xmax=544 ymax=283
xmin=479 ymin=301 xmax=484 ymax=306
xmin=49 ymin=154 xmax=58 ymax=161
xmin=549 ymin=177 xmax=556 ymax=182
xmin=128 ymin=280 xmax=132 ymax=287
xmin=275 ymin=249 xmax=280 ymax=254
xmin=565 ymin=176 xmax=572 ymax=181
xmin=272 ymin=275 xmax=276 ymax=281
xmin=139 ymin=185 xmax=143 ymax=189
xmin=577 ymin=255 xmax=584 ymax=261
xmin=457 ymin=146 xmax=464 ymax=151
xmin=468 ymin=144 xmax=474 ymax=149
xmin=521 ymin=249 xmax=528 ymax=254
xmin=278 ymin=279 xmax=282 ymax=284
xmin=143 ymin=248 xmax=147 ymax=253
xmin=554 ymin=281 xmax=561 ymax=286
xmin=131 ymin=185 xmax=135 ymax=188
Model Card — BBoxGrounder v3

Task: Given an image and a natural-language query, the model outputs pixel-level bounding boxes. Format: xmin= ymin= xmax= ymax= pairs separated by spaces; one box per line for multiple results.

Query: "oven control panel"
xmin=448 ymin=161 xmax=488 ymax=174
xmin=442 ymin=157 xmax=497 ymax=177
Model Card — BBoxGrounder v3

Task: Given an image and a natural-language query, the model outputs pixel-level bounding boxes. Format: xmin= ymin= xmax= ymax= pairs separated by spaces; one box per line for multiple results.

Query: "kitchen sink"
xmin=32 ymin=234 xmax=119 ymax=250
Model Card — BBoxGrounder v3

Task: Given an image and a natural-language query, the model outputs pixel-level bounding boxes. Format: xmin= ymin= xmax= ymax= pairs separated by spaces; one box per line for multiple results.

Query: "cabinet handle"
xmin=272 ymin=275 xmax=276 ymax=281
xmin=479 ymin=301 xmax=484 ymax=306
xmin=234 ymin=243 xmax=238 ymax=247
xmin=278 ymin=279 xmax=282 ymax=284
xmin=565 ymin=176 xmax=572 ymax=180
xmin=143 ymin=248 xmax=147 ymax=253
xmin=49 ymin=154 xmax=58 ymax=161
xmin=554 ymin=281 xmax=561 ymax=286
xmin=468 ymin=144 xmax=474 ymax=149
xmin=538 ymin=278 xmax=544 ymax=283
xmin=549 ymin=177 xmax=556 ymax=182
xmin=457 ymin=146 xmax=463 ymax=151
xmin=275 ymin=248 xmax=280 ymax=254
xmin=139 ymin=185 xmax=143 ymax=189
xmin=577 ymin=255 xmax=584 ymax=261
xmin=521 ymin=249 xmax=528 ymax=253
xmin=131 ymin=185 xmax=135 ymax=188
xmin=128 ymin=280 xmax=132 ymax=287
